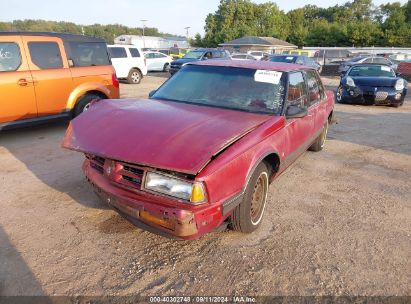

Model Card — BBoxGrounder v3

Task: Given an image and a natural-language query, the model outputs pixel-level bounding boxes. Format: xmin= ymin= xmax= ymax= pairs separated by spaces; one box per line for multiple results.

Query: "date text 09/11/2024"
xmin=149 ymin=296 xmax=257 ymax=303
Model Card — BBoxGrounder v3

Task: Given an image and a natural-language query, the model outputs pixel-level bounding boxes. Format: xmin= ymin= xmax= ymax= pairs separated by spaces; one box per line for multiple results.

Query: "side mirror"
xmin=286 ymin=104 xmax=308 ymax=119
xmin=148 ymin=90 xmax=156 ymax=98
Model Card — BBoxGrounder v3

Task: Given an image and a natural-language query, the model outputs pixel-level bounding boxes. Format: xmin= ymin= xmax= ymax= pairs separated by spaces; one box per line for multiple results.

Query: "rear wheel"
xmin=309 ymin=120 xmax=329 ymax=152
xmin=230 ymin=162 xmax=269 ymax=233
xmin=127 ymin=69 xmax=142 ymax=84
xmin=73 ymin=93 xmax=102 ymax=117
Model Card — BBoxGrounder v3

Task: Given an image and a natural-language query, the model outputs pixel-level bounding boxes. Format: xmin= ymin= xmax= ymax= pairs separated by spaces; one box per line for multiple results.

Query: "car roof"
xmin=273 ymin=54 xmax=299 ymax=57
xmin=349 ymin=63 xmax=393 ymax=69
xmin=0 ymin=31 xmax=105 ymax=43
xmin=191 ymin=48 xmax=224 ymax=51
xmin=189 ymin=59 xmax=313 ymax=72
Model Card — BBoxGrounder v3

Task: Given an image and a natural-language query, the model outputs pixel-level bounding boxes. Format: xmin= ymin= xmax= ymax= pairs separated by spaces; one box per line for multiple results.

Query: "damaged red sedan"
xmin=63 ymin=60 xmax=335 ymax=240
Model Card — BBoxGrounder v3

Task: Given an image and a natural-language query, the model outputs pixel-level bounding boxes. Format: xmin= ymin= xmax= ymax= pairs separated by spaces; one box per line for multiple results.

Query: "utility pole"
xmin=140 ymin=19 xmax=148 ymax=49
xmin=184 ymin=26 xmax=190 ymax=38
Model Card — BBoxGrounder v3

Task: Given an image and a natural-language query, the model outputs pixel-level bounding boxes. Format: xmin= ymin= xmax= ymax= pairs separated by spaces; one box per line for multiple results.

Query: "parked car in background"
xmin=144 ymin=51 xmax=173 ymax=72
xmin=337 ymin=64 xmax=407 ymax=107
xmin=338 ymin=56 xmax=397 ymax=74
xmin=314 ymin=49 xmax=352 ymax=75
xmin=108 ymin=44 xmax=147 ymax=84
xmin=231 ymin=53 xmax=257 ymax=60
xmin=169 ymin=48 xmax=230 ymax=75
xmin=63 ymin=60 xmax=335 ymax=240
xmin=169 ymin=47 xmax=189 ymax=60
xmin=247 ymin=50 xmax=271 ymax=60
xmin=387 ymin=53 xmax=411 ymax=64
xmin=149 ymin=48 xmax=171 ymax=56
xmin=268 ymin=55 xmax=322 ymax=73
xmin=397 ymin=61 xmax=411 ymax=81
xmin=0 ymin=32 xmax=119 ymax=130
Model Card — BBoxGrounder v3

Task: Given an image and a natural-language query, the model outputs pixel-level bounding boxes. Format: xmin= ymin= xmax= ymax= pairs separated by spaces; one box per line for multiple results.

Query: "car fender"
xmin=197 ymin=118 xmax=285 ymax=208
xmin=65 ymin=83 xmax=111 ymax=111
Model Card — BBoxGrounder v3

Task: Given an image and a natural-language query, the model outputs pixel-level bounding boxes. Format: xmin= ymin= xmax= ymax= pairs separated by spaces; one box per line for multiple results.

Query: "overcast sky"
xmin=1 ymin=0 xmax=407 ymax=37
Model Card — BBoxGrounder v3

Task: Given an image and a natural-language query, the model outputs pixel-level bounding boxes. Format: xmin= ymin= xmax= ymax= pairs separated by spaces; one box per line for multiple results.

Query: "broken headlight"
xmin=143 ymin=171 xmax=206 ymax=204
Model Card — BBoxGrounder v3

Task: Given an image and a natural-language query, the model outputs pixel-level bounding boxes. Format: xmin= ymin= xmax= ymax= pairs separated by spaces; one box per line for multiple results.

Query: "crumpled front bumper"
xmin=83 ymin=160 xmax=224 ymax=240
xmin=340 ymin=85 xmax=406 ymax=105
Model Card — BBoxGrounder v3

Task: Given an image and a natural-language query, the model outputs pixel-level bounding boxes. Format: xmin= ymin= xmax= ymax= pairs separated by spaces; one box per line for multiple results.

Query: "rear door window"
xmin=108 ymin=47 xmax=127 ymax=58
xmin=67 ymin=42 xmax=110 ymax=67
xmin=0 ymin=42 xmax=21 ymax=72
xmin=129 ymin=48 xmax=140 ymax=58
xmin=305 ymin=70 xmax=322 ymax=106
xmin=287 ymin=72 xmax=308 ymax=107
xmin=28 ymin=42 xmax=63 ymax=69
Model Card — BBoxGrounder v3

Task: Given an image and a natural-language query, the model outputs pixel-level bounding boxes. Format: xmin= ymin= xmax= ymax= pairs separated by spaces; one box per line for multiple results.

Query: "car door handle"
xmin=17 ymin=78 xmax=37 ymax=86
xmin=17 ymin=78 xmax=29 ymax=86
xmin=17 ymin=78 xmax=36 ymax=86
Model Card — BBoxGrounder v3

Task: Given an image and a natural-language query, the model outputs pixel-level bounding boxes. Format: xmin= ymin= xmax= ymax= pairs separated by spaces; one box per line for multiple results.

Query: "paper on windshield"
xmin=381 ymin=66 xmax=391 ymax=72
xmin=254 ymin=70 xmax=282 ymax=85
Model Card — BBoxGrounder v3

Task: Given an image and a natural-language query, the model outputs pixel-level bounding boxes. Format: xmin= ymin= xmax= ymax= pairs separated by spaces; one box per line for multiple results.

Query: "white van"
xmin=108 ymin=44 xmax=147 ymax=84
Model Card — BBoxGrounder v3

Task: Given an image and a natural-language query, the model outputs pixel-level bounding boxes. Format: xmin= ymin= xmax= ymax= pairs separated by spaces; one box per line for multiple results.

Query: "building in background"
xmin=114 ymin=35 xmax=189 ymax=50
xmin=219 ymin=36 xmax=297 ymax=54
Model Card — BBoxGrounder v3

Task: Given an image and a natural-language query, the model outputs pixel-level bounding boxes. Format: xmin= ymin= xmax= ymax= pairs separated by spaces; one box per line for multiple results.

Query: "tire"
xmin=163 ymin=63 xmax=170 ymax=72
xmin=127 ymin=69 xmax=142 ymax=84
xmin=336 ymin=85 xmax=344 ymax=103
xmin=73 ymin=93 xmax=102 ymax=117
xmin=391 ymin=102 xmax=403 ymax=108
xmin=309 ymin=120 xmax=329 ymax=152
xmin=230 ymin=162 xmax=269 ymax=233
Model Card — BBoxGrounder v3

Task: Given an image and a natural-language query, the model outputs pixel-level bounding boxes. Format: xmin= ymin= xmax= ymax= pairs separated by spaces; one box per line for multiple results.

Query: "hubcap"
xmin=83 ymin=102 xmax=91 ymax=112
xmin=250 ymin=172 xmax=268 ymax=225
xmin=131 ymin=72 xmax=140 ymax=83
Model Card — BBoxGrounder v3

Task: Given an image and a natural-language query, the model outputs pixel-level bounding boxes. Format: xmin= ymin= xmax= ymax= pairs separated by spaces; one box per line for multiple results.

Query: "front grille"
xmin=375 ymin=91 xmax=388 ymax=101
xmin=116 ymin=163 xmax=145 ymax=190
xmin=87 ymin=155 xmax=105 ymax=174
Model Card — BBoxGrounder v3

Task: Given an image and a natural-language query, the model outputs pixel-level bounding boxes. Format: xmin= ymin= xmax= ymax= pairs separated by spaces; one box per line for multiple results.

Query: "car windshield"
xmin=348 ymin=65 xmax=395 ymax=77
xmin=152 ymin=65 xmax=286 ymax=115
xmin=269 ymin=56 xmax=296 ymax=63
xmin=183 ymin=51 xmax=204 ymax=59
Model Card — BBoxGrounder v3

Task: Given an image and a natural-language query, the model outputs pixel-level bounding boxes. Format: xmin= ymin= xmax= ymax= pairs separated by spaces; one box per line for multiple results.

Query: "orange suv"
xmin=0 ymin=32 xmax=120 ymax=130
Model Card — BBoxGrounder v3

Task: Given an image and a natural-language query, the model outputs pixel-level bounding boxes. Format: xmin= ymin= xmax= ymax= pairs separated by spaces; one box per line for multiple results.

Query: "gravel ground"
xmin=0 ymin=73 xmax=410 ymax=297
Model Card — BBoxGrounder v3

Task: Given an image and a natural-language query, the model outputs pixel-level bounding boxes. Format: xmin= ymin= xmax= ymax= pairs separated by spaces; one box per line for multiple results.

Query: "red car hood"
xmin=63 ymin=99 xmax=274 ymax=175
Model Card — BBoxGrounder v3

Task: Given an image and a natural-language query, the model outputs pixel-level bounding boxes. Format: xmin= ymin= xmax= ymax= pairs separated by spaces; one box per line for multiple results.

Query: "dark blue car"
xmin=337 ymin=64 xmax=407 ymax=107
xmin=169 ymin=48 xmax=230 ymax=75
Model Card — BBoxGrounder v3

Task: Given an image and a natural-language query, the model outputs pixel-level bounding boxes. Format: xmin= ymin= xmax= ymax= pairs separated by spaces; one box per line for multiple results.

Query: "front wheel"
xmin=230 ymin=162 xmax=269 ymax=233
xmin=336 ymin=85 xmax=344 ymax=103
xmin=391 ymin=102 xmax=404 ymax=108
xmin=163 ymin=63 xmax=170 ymax=72
xmin=309 ymin=120 xmax=329 ymax=152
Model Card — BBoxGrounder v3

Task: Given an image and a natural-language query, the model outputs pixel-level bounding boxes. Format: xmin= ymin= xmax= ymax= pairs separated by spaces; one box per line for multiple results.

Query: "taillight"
xmin=112 ymin=73 xmax=119 ymax=88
